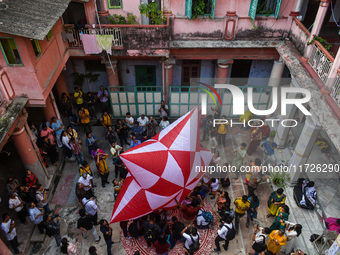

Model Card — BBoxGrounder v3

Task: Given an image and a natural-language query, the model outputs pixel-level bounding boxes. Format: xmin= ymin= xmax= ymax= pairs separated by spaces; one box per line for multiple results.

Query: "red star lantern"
xmin=110 ymin=107 xmax=212 ymax=223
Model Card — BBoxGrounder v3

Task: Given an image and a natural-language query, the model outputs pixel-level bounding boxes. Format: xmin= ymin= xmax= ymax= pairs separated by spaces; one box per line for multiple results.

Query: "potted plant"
xmin=268 ymin=171 xmax=291 ymax=189
xmin=139 ymin=2 xmax=166 ymax=25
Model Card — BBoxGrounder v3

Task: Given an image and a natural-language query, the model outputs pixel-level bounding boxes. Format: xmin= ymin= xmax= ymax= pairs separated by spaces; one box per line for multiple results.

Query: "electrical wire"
xmin=331 ymin=0 xmax=340 ymax=28
xmin=94 ymin=0 xmax=116 ymax=75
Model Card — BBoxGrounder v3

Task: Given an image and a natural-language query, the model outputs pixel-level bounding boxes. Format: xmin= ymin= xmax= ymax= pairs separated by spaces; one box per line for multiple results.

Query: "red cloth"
xmin=154 ymin=240 xmax=169 ymax=254
xmin=182 ymin=206 xmax=201 ymax=221
xmin=261 ymin=125 xmax=270 ymax=138
xmin=325 ymin=217 xmax=340 ymax=234
xmin=25 ymin=173 xmax=38 ymax=187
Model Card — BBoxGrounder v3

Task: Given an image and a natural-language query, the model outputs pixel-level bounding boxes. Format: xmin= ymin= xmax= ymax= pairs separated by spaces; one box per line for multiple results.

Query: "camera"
xmin=44 ymin=188 xmax=49 ymax=192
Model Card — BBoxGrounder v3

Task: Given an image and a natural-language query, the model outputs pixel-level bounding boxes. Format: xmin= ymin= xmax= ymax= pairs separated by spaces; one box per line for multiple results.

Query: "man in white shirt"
xmin=137 ymin=114 xmax=149 ymax=132
xmin=9 ymin=192 xmax=27 ymax=224
xmin=196 ymin=209 xmax=210 ymax=229
xmin=78 ymin=173 xmax=93 ymax=194
xmin=158 ymin=100 xmax=169 ymax=119
xmin=181 ymin=225 xmax=199 ymax=255
xmin=252 ymin=225 xmax=270 ymax=255
xmin=82 ymin=194 xmax=98 ymax=225
xmin=125 ymin=112 xmax=134 ymax=129
xmin=213 ymin=216 xmax=234 ymax=252
xmin=110 ymin=142 xmax=123 ymax=178
xmin=1 ymin=213 xmax=22 ymax=254
xmin=35 ymin=184 xmax=50 ymax=215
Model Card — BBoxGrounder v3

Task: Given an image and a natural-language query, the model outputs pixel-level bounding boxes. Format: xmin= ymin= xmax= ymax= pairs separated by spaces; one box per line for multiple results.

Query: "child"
xmin=210 ymin=178 xmax=219 ymax=199
xmin=112 ymin=179 xmax=122 ymax=201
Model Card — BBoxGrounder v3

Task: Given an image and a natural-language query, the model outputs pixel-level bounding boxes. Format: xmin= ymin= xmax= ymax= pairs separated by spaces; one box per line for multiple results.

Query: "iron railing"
xmin=64 ymin=27 xmax=123 ymax=48
xmin=330 ymin=72 xmax=340 ymax=107
xmin=308 ymin=42 xmax=333 ymax=84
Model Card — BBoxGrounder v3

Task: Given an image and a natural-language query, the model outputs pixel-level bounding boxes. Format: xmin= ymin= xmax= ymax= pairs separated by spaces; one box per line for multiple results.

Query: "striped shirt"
xmin=70 ymin=139 xmax=82 ymax=155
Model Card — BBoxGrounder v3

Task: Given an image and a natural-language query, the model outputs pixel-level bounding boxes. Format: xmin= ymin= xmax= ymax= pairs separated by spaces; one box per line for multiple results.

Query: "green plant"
xmin=139 ymin=2 xmax=166 ymax=25
xmin=126 ymin=13 xmax=138 ymax=24
xmin=192 ymin=0 xmax=206 ymax=19
xmin=270 ymin=130 xmax=276 ymax=138
xmin=268 ymin=171 xmax=291 ymax=189
xmin=109 ymin=14 xmax=127 ymax=24
xmin=307 ymin=35 xmax=335 ymax=56
xmin=72 ymin=72 xmax=100 ymax=88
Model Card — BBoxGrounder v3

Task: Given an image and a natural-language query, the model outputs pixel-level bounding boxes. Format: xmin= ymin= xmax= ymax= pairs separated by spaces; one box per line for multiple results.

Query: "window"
xmin=135 ymin=65 xmax=156 ymax=91
xmin=85 ymin=60 xmax=106 ymax=72
xmin=31 ymin=39 xmax=42 ymax=57
xmin=46 ymin=30 xmax=53 ymax=42
xmin=185 ymin=0 xmax=216 ymax=20
xmin=108 ymin=0 xmax=122 ymax=9
xmin=249 ymin=0 xmax=282 ymax=19
xmin=0 ymin=38 xmax=23 ymax=66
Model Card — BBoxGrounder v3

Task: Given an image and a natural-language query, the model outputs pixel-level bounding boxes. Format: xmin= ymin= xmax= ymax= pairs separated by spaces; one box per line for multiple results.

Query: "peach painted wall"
xmin=105 ymin=0 xmax=143 ymax=23
xmin=0 ymin=19 xmax=69 ymax=105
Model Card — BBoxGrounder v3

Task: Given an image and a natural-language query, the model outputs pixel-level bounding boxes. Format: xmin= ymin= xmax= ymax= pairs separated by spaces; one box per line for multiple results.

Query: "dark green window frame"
xmin=46 ymin=30 xmax=53 ymax=42
xmin=108 ymin=0 xmax=122 ymax=9
xmin=31 ymin=39 xmax=42 ymax=57
xmin=185 ymin=0 xmax=216 ymax=20
xmin=0 ymin=37 xmax=24 ymax=66
xmin=249 ymin=0 xmax=282 ymax=20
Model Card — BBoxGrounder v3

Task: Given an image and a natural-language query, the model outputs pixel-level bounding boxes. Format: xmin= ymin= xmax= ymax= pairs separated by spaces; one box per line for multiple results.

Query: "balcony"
xmin=63 ymin=18 xmax=170 ymax=54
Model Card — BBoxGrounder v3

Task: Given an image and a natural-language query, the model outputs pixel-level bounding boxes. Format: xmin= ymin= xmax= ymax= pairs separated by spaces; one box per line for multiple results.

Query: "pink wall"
xmin=0 ymin=19 xmax=69 ymax=106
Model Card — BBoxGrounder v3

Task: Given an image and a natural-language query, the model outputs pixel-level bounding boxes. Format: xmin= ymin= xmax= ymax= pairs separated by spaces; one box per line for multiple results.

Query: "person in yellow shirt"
xmin=96 ymin=152 xmax=110 ymax=188
xmin=74 ymin=87 xmax=84 ymax=110
xmin=217 ymin=115 xmax=228 ymax=147
xmin=79 ymin=107 xmax=92 ymax=133
xmin=100 ymin=111 xmax=112 ymax=135
xmin=267 ymin=229 xmax=288 ymax=254
xmin=234 ymin=195 xmax=250 ymax=230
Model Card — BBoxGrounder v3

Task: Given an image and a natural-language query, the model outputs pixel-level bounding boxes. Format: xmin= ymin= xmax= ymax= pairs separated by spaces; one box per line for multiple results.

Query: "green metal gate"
xmin=169 ymin=86 xmax=272 ymax=118
xmin=108 ymin=86 xmax=163 ymax=118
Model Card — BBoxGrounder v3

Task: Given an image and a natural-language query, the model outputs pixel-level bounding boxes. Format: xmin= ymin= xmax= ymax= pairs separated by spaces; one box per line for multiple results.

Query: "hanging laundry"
xmin=80 ymin=34 xmax=100 ymax=54
xmin=96 ymin=35 xmax=114 ymax=55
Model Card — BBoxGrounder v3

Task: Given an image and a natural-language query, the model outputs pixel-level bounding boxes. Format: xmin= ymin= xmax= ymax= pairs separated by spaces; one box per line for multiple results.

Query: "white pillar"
xmin=274 ymin=92 xmax=299 ymax=148
xmin=304 ymin=0 xmax=330 ymax=58
xmin=288 ymin=116 xmax=322 ymax=183
xmin=295 ymin=0 xmax=304 ymax=12
xmin=268 ymin=59 xmax=285 ymax=115
xmin=325 ymin=49 xmax=340 ymax=91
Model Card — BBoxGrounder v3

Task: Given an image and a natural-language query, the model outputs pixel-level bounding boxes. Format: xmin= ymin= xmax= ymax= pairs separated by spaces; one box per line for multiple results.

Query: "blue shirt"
xmin=131 ymin=126 xmax=143 ymax=135
xmin=248 ymin=197 xmax=260 ymax=210
xmin=51 ymin=120 xmax=63 ymax=136
xmin=262 ymin=141 xmax=277 ymax=156
xmin=130 ymin=140 xmax=141 ymax=148
xmin=29 ymin=207 xmax=43 ymax=224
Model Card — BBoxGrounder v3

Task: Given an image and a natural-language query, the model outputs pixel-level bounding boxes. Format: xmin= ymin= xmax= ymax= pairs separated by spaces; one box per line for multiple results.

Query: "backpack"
xmin=189 ymin=235 xmax=200 ymax=252
xmin=252 ymin=235 xmax=267 ymax=252
xmin=145 ymin=227 xmax=154 ymax=243
xmin=128 ymin=222 xmax=139 ymax=238
xmin=225 ymin=224 xmax=236 ymax=240
xmin=198 ymin=210 xmax=214 ymax=224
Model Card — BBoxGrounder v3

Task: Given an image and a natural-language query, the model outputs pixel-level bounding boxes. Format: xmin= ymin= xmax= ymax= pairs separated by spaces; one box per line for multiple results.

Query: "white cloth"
xmin=137 ymin=116 xmax=149 ymax=127
xmin=82 ymin=198 xmax=97 ymax=216
xmin=125 ymin=117 xmax=134 ymax=128
xmin=110 ymin=145 xmax=122 ymax=159
xmin=9 ymin=196 xmax=23 ymax=212
xmin=217 ymin=222 xmax=233 ymax=240
xmin=197 ymin=209 xmax=209 ymax=226
xmin=159 ymin=105 xmax=168 ymax=118
xmin=182 ymin=232 xmax=199 ymax=250
xmin=203 ymin=175 xmax=210 ymax=184
xmin=281 ymin=229 xmax=298 ymax=254
xmin=254 ymin=227 xmax=268 ymax=243
xmin=36 ymin=191 xmax=47 ymax=207
xmin=211 ymin=179 xmax=219 ymax=191
xmin=1 ymin=219 xmax=16 ymax=241
xmin=78 ymin=175 xmax=93 ymax=191
xmin=62 ymin=135 xmax=71 ymax=149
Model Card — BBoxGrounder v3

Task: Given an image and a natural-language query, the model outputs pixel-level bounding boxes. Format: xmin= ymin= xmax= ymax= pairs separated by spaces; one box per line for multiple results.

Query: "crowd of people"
xmin=0 ymin=87 xmax=309 ymax=255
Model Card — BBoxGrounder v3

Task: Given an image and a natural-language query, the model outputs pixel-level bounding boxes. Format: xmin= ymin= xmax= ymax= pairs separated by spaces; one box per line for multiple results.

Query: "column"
xmin=216 ymin=59 xmax=233 ymax=97
xmin=55 ymin=73 xmax=70 ymax=100
xmin=43 ymin=94 xmax=57 ymax=123
xmin=12 ymin=127 xmax=49 ymax=186
xmin=96 ymin=0 xmax=110 ymax=24
xmin=274 ymin=92 xmax=299 ymax=148
xmin=102 ymin=60 xmax=119 ymax=89
xmin=288 ymin=115 xmax=322 ymax=183
xmin=304 ymin=0 xmax=331 ymax=58
xmin=268 ymin=59 xmax=285 ymax=115
xmin=325 ymin=49 xmax=340 ymax=91
xmin=0 ymin=238 xmax=12 ymax=255
xmin=164 ymin=59 xmax=175 ymax=105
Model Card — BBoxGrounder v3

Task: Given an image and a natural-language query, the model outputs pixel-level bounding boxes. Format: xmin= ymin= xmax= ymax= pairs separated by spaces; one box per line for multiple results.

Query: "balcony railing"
xmin=330 ymin=72 xmax=340 ymax=107
xmin=308 ymin=41 xmax=334 ymax=84
xmin=64 ymin=27 xmax=123 ymax=48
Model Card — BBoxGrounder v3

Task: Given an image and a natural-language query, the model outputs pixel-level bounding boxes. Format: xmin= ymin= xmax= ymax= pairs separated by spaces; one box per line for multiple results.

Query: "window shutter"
xmin=275 ymin=0 xmax=282 ymax=19
xmin=185 ymin=0 xmax=193 ymax=20
xmin=33 ymin=40 xmax=41 ymax=53
xmin=249 ymin=0 xmax=258 ymax=20
xmin=211 ymin=0 xmax=216 ymax=19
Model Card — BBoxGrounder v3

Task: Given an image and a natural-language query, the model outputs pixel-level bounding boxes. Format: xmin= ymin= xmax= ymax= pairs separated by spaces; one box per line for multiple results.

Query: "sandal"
xmin=266 ymin=214 xmax=271 ymax=218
